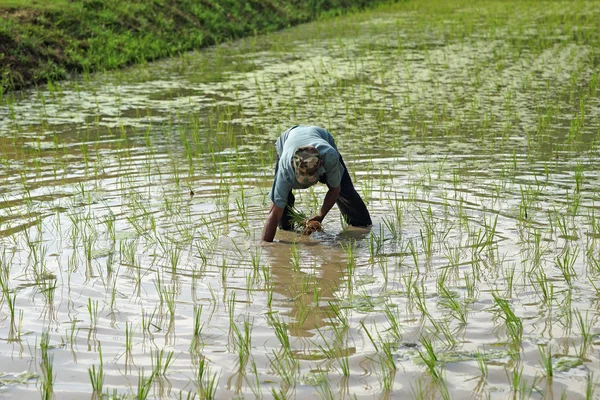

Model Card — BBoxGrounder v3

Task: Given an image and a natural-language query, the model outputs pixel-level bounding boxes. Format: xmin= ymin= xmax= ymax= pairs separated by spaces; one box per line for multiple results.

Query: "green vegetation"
xmin=0 ymin=0 xmax=386 ymax=92
xmin=0 ymin=0 xmax=70 ymax=8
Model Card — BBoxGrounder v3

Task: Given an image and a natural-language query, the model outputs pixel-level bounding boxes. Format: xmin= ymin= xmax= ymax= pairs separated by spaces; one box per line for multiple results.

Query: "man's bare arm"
xmin=308 ymin=184 xmax=341 ymax=223
xmin=262 ymin=203 xmax=285 ymax=242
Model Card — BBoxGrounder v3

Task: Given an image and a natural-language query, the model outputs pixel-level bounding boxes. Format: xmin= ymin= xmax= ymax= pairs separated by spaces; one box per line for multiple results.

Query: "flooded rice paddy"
xmin=1 ymin=1 xmax=600 ymax=398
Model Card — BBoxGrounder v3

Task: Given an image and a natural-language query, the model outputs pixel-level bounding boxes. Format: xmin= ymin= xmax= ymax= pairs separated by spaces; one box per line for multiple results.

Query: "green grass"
xmin=0 ymin=0 xmax=69 ymax=9
xmin=0 ymin=0 xmax=386 ymax=92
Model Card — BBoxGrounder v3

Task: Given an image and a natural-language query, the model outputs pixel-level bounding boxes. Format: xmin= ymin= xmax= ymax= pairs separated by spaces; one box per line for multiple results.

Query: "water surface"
xmin=1 ymin=1 xmax=600 ymax=398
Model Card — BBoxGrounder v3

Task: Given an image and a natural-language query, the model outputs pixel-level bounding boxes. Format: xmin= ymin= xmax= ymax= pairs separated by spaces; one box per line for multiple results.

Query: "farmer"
xmin=262 ymin=125 xmax=372 ymax=242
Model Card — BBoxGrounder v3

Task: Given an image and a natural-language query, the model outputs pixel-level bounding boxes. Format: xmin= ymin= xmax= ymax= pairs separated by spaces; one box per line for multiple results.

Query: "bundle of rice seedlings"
xmin=301 ymin=220 xmax=323 ymax=235
xmin=288 ymin=207 xmax=323 ymax=235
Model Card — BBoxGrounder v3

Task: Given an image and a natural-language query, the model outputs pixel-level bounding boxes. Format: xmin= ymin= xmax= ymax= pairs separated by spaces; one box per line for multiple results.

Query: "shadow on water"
xmin=263 ymin=238 xmax=347 ymax=337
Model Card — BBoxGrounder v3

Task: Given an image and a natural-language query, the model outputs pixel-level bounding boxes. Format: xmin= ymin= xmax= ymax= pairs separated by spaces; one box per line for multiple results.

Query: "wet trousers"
xmin=276 ymin=156 xmax=372 ymax=230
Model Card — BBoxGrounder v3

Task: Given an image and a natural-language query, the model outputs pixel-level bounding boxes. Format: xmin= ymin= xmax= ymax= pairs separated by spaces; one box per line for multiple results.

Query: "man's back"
xmin=270 ymin=126 xmax=344 ymax=208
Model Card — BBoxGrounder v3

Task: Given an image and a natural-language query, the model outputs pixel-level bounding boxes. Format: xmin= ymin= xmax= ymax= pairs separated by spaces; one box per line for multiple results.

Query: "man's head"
xmin=293 ymin=146 xmax=321 ymax=187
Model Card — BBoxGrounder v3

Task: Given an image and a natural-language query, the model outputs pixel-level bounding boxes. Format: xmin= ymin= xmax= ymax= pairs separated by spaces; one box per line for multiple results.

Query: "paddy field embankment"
xmin=0 ymin=0 xmax=385 ymax=93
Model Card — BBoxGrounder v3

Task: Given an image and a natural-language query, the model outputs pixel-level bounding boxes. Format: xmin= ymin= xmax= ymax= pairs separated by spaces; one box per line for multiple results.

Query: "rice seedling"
xmin=151 ymin=348 xmax=176 ymax=377
xmin=123 ymin=321 xmax=134 ymax=360
xmin=418 ymin=336 xmax=449 ymax=400
xmin=87 ymin=298 xmax=100 ymax=329
xmin=463 ymin=271 xmax=478 ymax=302
xmin=194 ymin=357 xmax=219 ymax=400
xmin=585 ymin=372 xmax=596 ymax=400
xmin=378 ymin=357 xmax=396 ymax=392
xmin=411 ymin=278 xmax=430 ymax=318
xmin=190 ymin=305 xmax=204 ymax=353
xmin=474 ymin=349 xmax=488 ymax=378
xmin=531 ymin=269 xmax=554 ymax=309
xmin=382 ymin=215 xmax=400 ymax=241
xmin=0 ymin=259 xmax=18 ymax=337
xmin=506 ymin=363 xmax=532 ymax=399
xmin=315 ymin=325 xmax=351 ymax=377
xmin=557 ymin=288 xmax=574 ymax=331
xmin=574 ymin=309 xmax=593 ymax=357
xmin=443 ymin=244 xmax=460 ymax=270
xmin=410 ymin=376 xmax=436 ymax=400
xmin=537 ymin=344 xmax=553 ymax=378
xmin=268 ymin=348 xmax=298 ymax=395
xmin=426 ymin=316 xmax=458 ymax=349
xmin=39 ymin=277 xmax=57 ymax=306
xmin=245 ymin=360 xmax=263 ymax=399
xmin=367 ymin=225 xmax=386 ymax=260
xmin=437 ymin=285 xmax=467 ymax=325
xmin=294 ymin=297 xmax=311 ymax=332
xmin=327 ymin=300 xmax=349 ymax=328
xmin=555 ymin=245 xmax=579 ymax=287
xmin=417 ymin=206 xmax=436 ymax=258
xmin=231 ymin=315 xmax=253 ymax=371
xmin=378 ymin=340 xmax=397 ymax=373
xmin=136 ymin=369 xmax=155 ymax=400
xmin=407 ymin=240 xmax=421 ymax=274
xmin=161 ymin=283 xmax=177 ymax=322
xmin=286 ymin=207 xmax=323 ymax=236
xmin=491 ymin=291 xmax=523 ymax=345
xmin=382 ymin=302 xmax=402 ymax=342
xmin=267 ymin=312 xmax=292 ymax=359
xmin=88 ymin=345 xmax=105 ymax=398
xmin=39 ymin=331 xmax=55 ymax=400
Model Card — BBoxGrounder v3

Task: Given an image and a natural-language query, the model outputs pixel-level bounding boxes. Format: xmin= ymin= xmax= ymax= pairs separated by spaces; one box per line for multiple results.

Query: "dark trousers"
xmin=277 ymin=156 xmax=372 ymax=230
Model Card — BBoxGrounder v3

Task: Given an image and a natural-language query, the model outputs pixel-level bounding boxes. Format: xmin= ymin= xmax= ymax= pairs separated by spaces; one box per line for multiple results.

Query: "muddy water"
xmin=1 ymin=1 xmax=600 ymax=398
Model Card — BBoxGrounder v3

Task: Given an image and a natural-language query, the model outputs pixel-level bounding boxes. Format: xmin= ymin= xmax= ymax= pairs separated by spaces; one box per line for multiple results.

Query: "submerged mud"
xmin=0 ymin=1 xmax=599 ymax=399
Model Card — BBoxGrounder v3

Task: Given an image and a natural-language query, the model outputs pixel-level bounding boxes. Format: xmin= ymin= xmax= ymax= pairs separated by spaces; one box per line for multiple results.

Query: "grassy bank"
xmin=0 ymin=0 xmax=385 ymax=93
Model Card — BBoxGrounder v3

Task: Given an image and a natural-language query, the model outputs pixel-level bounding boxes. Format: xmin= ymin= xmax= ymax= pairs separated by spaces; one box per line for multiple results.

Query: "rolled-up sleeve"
xmin=269 ymin=170 xmax=293 ymax=208
xmin=323 ymin=150 xmax=344 ymax=188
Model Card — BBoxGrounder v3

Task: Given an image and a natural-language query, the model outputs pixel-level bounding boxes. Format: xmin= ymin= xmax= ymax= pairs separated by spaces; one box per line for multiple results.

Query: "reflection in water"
xmin=265 ymin=237 xmax=347 ymax=337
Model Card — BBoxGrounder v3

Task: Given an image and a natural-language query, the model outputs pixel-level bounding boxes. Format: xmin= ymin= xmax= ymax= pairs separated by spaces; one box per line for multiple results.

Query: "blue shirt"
xmin=269 ymin=126 xmax=345 ymax=209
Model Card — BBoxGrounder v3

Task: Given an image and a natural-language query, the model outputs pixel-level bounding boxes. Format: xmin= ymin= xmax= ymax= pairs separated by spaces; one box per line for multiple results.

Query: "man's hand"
xmin=262 ymin=203 xmax=284 ymax=242
xmin=307 ymin=214 xmax=324 ymax=223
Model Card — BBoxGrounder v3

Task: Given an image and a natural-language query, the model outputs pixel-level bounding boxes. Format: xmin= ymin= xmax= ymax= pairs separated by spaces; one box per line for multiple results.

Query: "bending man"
xmin=262 ymin=125 xmax=372 ymax=242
